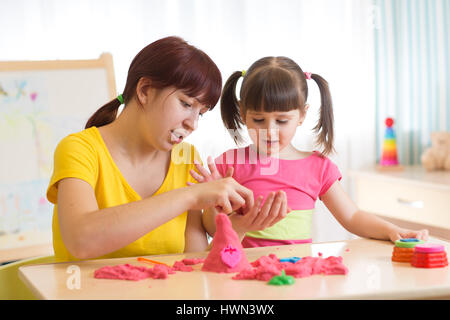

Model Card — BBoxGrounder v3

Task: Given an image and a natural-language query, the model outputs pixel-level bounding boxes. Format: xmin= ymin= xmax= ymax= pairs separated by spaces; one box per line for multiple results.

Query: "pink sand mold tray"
xmin=411 ymin=244 xmax=448 ymax=268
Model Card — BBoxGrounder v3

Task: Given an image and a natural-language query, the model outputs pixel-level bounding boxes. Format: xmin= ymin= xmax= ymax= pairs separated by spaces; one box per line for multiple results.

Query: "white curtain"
xmin=0 ymin=0 xmax=376 ymax=242
xmin=373 ymin=0 xmax=450 ymax=165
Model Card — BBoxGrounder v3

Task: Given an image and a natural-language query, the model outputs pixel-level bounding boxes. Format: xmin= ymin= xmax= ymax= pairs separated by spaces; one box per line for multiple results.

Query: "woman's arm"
xmin=57 ymin=176 xmax=254 ymax=259
xmin=184 ymin=209 xmax=208 ymax=252
xmin=202 ymin=206 xmax=220 ymax=237
xmin=57 ymin=177 xmax=199 ymax=259
xmin=321 ymin=181 xmax=428 ymax=242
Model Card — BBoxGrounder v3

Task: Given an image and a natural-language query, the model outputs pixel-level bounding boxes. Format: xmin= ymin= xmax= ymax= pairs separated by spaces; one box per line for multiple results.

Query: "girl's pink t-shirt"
xmin=214 ymin=146 xmax=342 ymax=211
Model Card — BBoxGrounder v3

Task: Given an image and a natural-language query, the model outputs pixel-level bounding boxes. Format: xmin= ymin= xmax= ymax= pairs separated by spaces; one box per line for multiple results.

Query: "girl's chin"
xmin=249 ymin=143 xmax=283 ymax=156
xmin=257 ymin=147 xmax=281 ymax=156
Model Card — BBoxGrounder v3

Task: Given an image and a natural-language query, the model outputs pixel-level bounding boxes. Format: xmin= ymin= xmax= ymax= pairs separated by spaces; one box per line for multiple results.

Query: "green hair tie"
xmin=117 ymin=94 xmax=124 ymax=104
xmin=241 ymin=70 xmax=246 ymax=77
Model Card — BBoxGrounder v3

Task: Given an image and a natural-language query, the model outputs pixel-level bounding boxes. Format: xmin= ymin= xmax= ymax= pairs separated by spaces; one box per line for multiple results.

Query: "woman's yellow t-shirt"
xmin=46 ymin=127 xmax=202 ymax=262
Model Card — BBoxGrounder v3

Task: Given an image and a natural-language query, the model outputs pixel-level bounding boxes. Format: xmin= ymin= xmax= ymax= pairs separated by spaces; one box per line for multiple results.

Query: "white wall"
xmin=0 ymin=0 xmax=377 ymax=242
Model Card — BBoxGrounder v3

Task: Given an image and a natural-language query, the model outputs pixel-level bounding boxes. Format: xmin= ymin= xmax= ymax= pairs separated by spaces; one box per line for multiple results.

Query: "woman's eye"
xmin=181 ymin=100 xmax=191 ymax=108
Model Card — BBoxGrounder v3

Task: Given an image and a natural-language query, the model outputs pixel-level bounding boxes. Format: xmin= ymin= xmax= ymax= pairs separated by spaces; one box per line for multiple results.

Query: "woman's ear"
xmin=135 ymin=77 xmax=153 ymax=106
xmin=299 ymin=104 xmax=310 ymax=126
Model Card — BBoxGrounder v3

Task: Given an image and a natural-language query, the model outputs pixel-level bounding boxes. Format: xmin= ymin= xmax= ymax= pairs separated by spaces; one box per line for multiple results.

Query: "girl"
xmin=46 ymin=37 xmax=286 ymax=262
xmin=191 ymin=56 xmax=429 ymax=248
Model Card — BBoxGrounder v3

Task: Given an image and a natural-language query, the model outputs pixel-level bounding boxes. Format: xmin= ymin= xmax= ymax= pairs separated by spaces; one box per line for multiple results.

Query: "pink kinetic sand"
xmin=182 ymin=258 xmax=205 ymax=265
xmin=172 ymin=261 xmax=194 ymax=272
xmin=94 ymin=258 xmax=205 ymax=281
xmin=94 ymin=263 xmax=174 ymax=281
xmin=94 ymin=214 xmax=348 ymax=282
xmin=202 ymin=213 xmax=251 ymax=273
xmin=232 ymin=253 xmax=348 ymax=281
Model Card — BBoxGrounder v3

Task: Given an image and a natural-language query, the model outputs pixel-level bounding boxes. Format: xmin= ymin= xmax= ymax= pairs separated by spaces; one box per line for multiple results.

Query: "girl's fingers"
xmin=243 ymin=195 xmax=262 ymax=223
xmin=264 ymin=191 xmax=283 ymax=226
xmin=225 ymin=166 xmax=234 ymax=178
xmin=253 ymin=192 xmax=274 ymax=225
xmin=280 ymin=193 xmax=288 ymax=217
xmin=186 ymin=181 xmax=195 ymax=186
xmin=271 ymin=191 xmax=287 ymax=226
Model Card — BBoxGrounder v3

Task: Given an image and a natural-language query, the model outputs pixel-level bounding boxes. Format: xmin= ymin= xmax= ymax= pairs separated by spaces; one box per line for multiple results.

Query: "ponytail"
xmin=220 ymin=71 xmax=245 ymax=144
xmin=310 ymin=74 xmax=334 ymax=156
xmin=85 ymin=98 xmax=121 ymax=129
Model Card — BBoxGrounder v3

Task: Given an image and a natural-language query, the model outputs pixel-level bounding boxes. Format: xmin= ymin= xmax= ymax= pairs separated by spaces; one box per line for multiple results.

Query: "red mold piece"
xmin=411 ymin=247 xmax=448 ymax=268
xmin=392 ymin=246 xmax=415 ymax=262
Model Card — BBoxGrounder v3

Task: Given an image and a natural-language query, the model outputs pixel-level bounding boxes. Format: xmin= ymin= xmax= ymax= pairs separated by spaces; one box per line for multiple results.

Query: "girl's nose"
xmin=265 ymin=122 xmax=278 ymax=139
xmin=260 ymin=127 xmax=278 ymax=142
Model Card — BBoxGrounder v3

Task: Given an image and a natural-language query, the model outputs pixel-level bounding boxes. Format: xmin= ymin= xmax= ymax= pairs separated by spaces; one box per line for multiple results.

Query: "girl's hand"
xmin=229 ymin=190 xmax=289 ymax=237
xmin=189 ymin=177 xmax=254 ymax=214
xmin=188 ymin=156 xmax=234 ymax=185
xmin=388 ymin=226 xmax=429 ymax=243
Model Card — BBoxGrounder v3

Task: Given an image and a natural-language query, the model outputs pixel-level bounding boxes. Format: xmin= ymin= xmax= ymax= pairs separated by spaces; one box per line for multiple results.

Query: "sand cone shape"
xmin=202 ymin=213 xmax=251 ymax=273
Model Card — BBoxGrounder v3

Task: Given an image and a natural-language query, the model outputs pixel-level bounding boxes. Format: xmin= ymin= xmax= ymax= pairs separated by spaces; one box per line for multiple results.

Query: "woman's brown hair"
xmin=85 ymin=36 xmax=222 ymax=129
xmin=220 ymin=56 xmax=334 ymax=155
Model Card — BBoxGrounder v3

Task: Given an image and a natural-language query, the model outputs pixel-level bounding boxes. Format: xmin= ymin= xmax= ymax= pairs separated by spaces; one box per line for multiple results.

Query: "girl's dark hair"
xmin=220 ymin=56 xmax=334 ymax=155
xmin=85 ymin=36 xmax=222 ymax=129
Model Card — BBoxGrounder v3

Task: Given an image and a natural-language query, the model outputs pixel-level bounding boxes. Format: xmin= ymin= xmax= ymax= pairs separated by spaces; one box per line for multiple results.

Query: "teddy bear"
xmin=421 ymin=131 xmax=450 ymax=171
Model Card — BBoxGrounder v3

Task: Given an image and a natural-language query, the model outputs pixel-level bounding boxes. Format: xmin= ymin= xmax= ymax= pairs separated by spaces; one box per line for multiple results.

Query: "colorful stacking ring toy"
xmin=411 ymin=244 xmax=448 ymax=268
xmin=392 ymin=238 xmax=424 ymax=263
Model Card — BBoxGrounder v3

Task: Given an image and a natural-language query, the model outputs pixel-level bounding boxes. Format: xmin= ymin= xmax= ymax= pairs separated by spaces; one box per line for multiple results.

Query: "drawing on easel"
xmin=0 ymin=54 xmax=116 ymax=256
xmin=0 ymin=77 xmax=53 ymax=235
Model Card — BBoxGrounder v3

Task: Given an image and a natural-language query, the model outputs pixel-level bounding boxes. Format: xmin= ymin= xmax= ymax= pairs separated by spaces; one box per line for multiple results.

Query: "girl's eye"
xmin=277 ymin=120 xmax=288 ymax=124
xmin=253 ymin=119 xmax=264 ymax=123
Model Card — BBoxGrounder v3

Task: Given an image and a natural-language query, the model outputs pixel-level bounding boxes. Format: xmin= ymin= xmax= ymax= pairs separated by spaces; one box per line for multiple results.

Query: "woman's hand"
xmin=387 ymin=226 xmax=429 ymax=243
xmin=230 ymin=190 xmax=289 ymax=238
xmin=189 ymin=177 xmax=254 ymax=214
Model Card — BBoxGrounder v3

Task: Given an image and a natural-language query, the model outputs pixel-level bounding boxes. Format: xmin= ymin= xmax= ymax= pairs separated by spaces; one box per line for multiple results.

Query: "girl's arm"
xmin=57 ymin=175 xmax=254 ymax=259
xmin=320 ymin=181 xmax=429 ymax=242
xmin=184 ymin=210 xmax=208 ymax=252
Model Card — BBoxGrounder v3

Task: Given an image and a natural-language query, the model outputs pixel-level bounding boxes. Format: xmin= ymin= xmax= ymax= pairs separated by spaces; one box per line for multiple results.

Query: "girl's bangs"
xmin=242 ymin=68 xmax=304 ymax=112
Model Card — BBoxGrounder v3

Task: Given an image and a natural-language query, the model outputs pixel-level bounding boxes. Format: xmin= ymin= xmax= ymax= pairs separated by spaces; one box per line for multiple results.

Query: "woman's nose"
xmin=183 ymin=113 xmax=198 ymax=131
